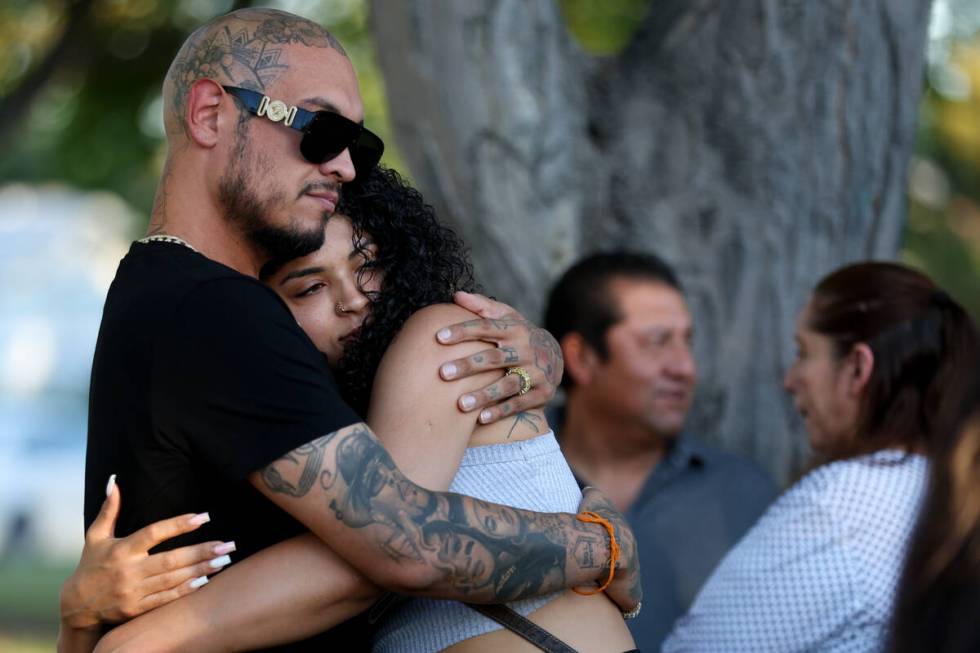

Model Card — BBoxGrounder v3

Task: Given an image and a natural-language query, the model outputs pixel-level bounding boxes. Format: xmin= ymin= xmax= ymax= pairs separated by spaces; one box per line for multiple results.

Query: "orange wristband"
xmin=572 ymin=511 xmax=619 ymax=595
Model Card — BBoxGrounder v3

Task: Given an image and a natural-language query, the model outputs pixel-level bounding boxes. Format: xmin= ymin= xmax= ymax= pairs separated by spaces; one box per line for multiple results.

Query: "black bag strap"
xmin=466 ymin=603 xmax=579 ymax=653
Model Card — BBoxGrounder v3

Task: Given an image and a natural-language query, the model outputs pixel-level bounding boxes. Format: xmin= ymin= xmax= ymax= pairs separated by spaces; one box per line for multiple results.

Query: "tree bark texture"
xmin=371 ymin=0 xmax=932 ymax=484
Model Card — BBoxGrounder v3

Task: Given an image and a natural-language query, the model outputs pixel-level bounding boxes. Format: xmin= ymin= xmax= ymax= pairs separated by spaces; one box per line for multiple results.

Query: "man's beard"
xmin=217 ymin=130 xmax=328 ymax=262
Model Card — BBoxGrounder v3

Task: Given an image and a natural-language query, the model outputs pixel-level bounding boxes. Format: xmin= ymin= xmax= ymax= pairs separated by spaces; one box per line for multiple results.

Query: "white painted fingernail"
xmin=105 ymin=474 xmax=117 ymax=498
xmin=188 ymin=512 xmax=210 ymax=527
xmin=209 ymin=555 xmax=232 ymax=569
xmin=190 ymin=576 xmax=209 ymax=589
xmin=213 ymin=541 xmax=236 ymax=555
xmin=437 ymin=329 xmax=452 ymax=343
xmin=441 ymin=362 xmax=457 ymax=378
xmin=460 ymin=395 xmax=476 ymax=410
xmin=480 ymin=410 xmax=492 ymax=423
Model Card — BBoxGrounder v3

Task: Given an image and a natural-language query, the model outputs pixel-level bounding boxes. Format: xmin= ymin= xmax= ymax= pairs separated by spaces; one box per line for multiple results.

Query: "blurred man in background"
xmin=544 ymin=251 xmax=777 ymax=651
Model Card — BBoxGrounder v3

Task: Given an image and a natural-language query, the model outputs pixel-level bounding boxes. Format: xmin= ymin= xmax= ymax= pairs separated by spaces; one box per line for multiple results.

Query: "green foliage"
xmin=0 ymin=0 xmax=976 ymax=312
xmin=0 ymin=0 xmax=403 ymax=219
xmin=0 ymin=559 xmax=74 ymax=635
xmin=0 ymin=633 xmax=54 ymax=653
xmin=902 ymin=34 xmax=980 ymax=319
xmin=0 ymin=0 xmax=203 ymax=214
xmin=559 ymin=0 xmax=651 ymax=54
xmin=904 ymin=198 xmax=980 ymax=320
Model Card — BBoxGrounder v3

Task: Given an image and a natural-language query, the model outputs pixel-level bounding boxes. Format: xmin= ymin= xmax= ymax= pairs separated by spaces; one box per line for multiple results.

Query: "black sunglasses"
xmin=222 ymin=85 xmax=384 ymax=174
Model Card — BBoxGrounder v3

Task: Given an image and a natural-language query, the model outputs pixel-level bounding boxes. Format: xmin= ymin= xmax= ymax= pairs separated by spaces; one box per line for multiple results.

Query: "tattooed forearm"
xmin=260 ymin=434 xmax=333 ymax=497
xmin=258 ymin=424 xmax=613 ymax=603
xmin=579 ymin=488 xmax=643 ymax=605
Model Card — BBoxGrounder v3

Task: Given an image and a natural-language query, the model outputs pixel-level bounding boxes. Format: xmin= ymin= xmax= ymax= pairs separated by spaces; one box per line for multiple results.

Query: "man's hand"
xmin=60 ymin=476 xmax=232 ymax=629
xmin=436 ymin=291 xmax=563 ymax=424
xmin=578 ymin=487 xmax=642 ymax=616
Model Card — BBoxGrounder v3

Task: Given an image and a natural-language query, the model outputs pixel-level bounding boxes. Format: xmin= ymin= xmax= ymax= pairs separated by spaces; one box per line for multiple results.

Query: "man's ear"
xmin=845 ymin=342 xmax=874 ymax=398
xmin=562 ymin=332 xmax=601 ymax=386
xmin=185 ymin=79 xmax=226 ymax=148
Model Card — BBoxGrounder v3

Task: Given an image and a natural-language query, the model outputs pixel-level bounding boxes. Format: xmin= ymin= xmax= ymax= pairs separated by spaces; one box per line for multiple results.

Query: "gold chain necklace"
xmin=137 ymin=234 xmax=198 ymax=253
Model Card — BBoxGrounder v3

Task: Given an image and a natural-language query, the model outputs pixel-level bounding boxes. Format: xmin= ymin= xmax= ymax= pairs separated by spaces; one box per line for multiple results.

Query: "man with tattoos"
xmin=544 ymin=252 xmax=776 ymax=652
xmin=68 ymin=9 xmax=640 ymax=652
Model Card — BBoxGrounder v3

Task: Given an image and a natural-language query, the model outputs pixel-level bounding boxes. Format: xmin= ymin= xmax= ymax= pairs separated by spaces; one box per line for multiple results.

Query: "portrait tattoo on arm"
xmin=259 ymin=425 xmax=608 ymax=602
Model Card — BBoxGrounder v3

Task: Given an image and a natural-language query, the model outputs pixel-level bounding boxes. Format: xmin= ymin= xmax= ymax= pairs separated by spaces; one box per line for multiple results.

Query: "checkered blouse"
xmin=663 ymin=450 xmax=928 ymax=652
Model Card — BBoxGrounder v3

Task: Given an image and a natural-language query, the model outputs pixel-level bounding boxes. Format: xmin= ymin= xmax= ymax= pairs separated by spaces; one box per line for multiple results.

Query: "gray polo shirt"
xmin=548 ymin=404 xmax=778 ymax=652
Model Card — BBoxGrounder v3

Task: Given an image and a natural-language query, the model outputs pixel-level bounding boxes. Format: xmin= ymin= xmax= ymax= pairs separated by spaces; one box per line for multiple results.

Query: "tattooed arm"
xmin=92 ymin=483 xmax=640 ymax=652
xmin=246 ymin=305 xmax=601 ymax=603
xmin=248 ymin=421 xmax=640 ymax=611
xmin=248 ymin=307 xmax=639 ymax=608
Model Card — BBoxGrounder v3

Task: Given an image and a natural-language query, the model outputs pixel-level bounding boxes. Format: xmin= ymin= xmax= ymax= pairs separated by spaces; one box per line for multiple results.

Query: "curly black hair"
xmin=333 ymin=165 xmax=477 ymax=415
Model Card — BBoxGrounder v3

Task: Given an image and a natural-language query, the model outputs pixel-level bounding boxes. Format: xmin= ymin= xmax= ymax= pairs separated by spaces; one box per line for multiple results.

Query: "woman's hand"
xmin=437 ymin=291 xmax=564 ymax=424
xmin=60 ymin=475 xmax=233 ymax=629
xmin=578 ymin=487 xmax=643 ymax=617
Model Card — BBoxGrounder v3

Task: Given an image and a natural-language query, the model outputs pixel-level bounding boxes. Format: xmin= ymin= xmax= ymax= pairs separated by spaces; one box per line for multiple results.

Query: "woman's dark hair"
xmin=888 ymin=371 xmax=980 ymax=653
xmin=808 ymin=262 xmax=978 ymax=461
xmin=333 ymin=165 xmax=476 ymax=414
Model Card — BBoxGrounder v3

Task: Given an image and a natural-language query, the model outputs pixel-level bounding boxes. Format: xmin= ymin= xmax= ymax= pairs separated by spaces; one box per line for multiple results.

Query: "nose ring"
xmin=335 ymin=301 xmax=347 ymax=315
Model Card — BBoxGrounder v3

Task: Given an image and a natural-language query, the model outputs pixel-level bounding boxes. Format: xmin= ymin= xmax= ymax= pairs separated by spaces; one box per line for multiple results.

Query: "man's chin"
xmin=249 ymin=222 xmax=325 ymax=262
xmin=646 ymin=415 xmax=687 ymax=439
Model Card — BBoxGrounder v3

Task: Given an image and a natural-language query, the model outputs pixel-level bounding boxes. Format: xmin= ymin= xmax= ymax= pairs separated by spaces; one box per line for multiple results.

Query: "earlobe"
xmin=562 ymin=333 xmax=598 ymax=386
xmin=185 ymin=79 xmax=226 ymax=148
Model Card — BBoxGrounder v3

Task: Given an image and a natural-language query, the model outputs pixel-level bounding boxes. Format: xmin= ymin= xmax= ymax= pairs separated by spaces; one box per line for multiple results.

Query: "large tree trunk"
xmin=371 ymin=0 xmax=931 ymax=484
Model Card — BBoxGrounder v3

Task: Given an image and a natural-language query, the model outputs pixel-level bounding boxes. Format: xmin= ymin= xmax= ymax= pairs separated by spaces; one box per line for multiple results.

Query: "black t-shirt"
xmin=85 ymin=241 xmax=367 ymax=650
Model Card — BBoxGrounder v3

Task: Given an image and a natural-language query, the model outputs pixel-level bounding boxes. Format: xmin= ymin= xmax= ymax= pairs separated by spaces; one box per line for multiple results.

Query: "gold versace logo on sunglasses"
xmin=257 ymin=95 xmax=297 ymax=127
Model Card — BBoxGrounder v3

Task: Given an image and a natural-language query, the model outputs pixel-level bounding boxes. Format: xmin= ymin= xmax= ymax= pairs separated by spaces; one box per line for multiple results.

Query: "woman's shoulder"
xmin=388 ymin=303 xmax=476 ymax=346
xmin=403 ymin=302 xmax=477 ymax=330
xmin=786 ymin=451 xmax=928 ymax=523
xmin=383 ymin=303 xmax=484 ymax=361
xmin=794 ymin=449 xmax=924 ymax=483
xmin=802 ymin=451 xmax=928 ymax=488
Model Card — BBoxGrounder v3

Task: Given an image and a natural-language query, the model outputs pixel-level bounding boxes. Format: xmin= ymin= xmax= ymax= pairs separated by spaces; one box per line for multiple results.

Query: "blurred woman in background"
xmin=664 ymin=262 xmax=979 ymax=652
xmin=889 ymin=369 xmax=980 ymax=653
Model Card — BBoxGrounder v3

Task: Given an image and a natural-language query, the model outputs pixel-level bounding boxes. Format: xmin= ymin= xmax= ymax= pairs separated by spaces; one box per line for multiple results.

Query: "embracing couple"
xmin=58 ymin=8 xmax=642 ymax=653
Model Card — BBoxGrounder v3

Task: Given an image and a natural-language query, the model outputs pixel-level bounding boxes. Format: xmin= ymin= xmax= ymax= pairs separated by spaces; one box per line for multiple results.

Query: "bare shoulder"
xmin=386 ymin=303 xmax=485 ymax=358
xmin=372 ymin=303 xmax=497 ymax=401
xmin=368 ymin=304 xmax=500 ymax=488
xmin=398 ymin=303 xmax=478 ymax=335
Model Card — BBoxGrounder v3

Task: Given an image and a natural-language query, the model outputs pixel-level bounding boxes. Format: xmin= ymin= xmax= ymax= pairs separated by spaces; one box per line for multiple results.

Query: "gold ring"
xmin=506 ymin=367 xmax=532 ymax=395
xmin=335 ymin=302 xmax=347 ymax=315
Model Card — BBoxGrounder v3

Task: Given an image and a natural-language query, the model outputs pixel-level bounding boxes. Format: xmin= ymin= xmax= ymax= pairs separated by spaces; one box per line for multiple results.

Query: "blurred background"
xmin=0 ymin=0 xmax=977 ymax=649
